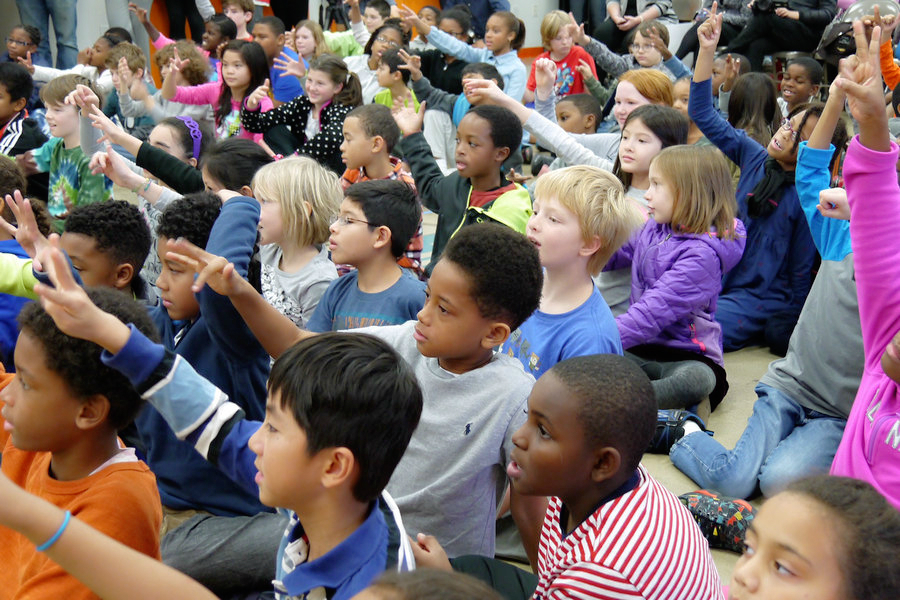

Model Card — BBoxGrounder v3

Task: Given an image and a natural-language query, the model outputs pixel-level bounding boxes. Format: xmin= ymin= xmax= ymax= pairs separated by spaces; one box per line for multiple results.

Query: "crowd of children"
xmin=0 ymin=2 xmax=900 ymax=599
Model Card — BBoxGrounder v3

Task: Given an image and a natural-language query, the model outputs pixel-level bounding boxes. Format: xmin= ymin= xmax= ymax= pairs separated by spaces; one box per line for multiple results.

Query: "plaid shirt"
xmin=340 ymin=158 xmax=425 ymax=279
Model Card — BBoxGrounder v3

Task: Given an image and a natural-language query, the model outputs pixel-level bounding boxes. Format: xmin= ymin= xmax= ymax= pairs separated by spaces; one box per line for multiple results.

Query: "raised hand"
xmin=647 ymin=25 xmax=672 ymax=60
xmin=391 ymin=98 xmax=426 ymax=134
xmin=169 ymin=49 xmax=191 ymax=74
xmin=0 ymin=190 xmax=50 ymax=264
xmin=284 ymin=27 xmax=297 ymax=53
xmin=89 ymin=143 xmax=144 ymax=190
xmin=398 ymin=48 xmax=422 ymax=81
xmin=64 ymin=83 xmax=101 ymax=115
xmin=16 ymin=51 xmax=34 ymax=74
xmin=245 ymin=79 xmax=271 ymax=111
xmin=835 ymin=21 xmax=885 ymax=127
xmin=697 ymin=2 xmax=723 ymax=51
xmin=164 ymin=238 xmax=248 ymax=296
xmin=463 ymin=78 xmax=507 ymax=106
xmin=817 ymin=188 xmax=851 ymax=220
xmin=534 ymin=57 xmax=558 ymax=99
xmin=566 ymin=12 xmax=589 ymax=46
xmin=116 ymin=56 xmax=136 ymax=94
xmin=130 ymin=76 xmax=150 ymax=101
xmin=722 ymin=53 xmax=741 ymax=92
xmin=89 ymin=104 xmax=128 ymax=147
xmin=398 ymin=4 xmax=429 ymax=36
xmin=128 ymin=2 xmax=150 ymax=25
xmin=575 ymin=58 xmax=596 ymax=83
xmin=273 ymin=51 xmax=306 ymax=79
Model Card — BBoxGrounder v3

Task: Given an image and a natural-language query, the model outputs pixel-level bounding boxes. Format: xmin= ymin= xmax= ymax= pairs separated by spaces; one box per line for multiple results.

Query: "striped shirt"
xmin=534 ymin=466 xmax=724 ymax=600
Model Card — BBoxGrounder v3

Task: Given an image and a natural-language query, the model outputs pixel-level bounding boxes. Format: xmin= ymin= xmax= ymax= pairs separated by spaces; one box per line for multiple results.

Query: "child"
xmin=410 ymin=5 xmax=441 ymax=52
xmin=164 ymin=222 xmax=546 ymax=560
xmin=554 ymin=92 xmax=603 ymax=135
xmin=161 ymin=39 xmax=271 ymax=141
xmin=828 ymin=20 xmax=900 ymax=511
xmin=574 ymin=19 xmax=691 ymax=83
xmin=119 ymin=40 xmax=214 ymax=129
xmin=28 ymin=33 xmax=124 ymax=97
xmin=222 ymin=0 xmax=254 ymax=41
xmin=254 ymin=157 xmax=340 ymax=328
xmin=0 ymin=286 xmax=162 ymax=598
xmin=340 ymin=103 xmax=424 ymax=278
xmin=411 ymin=354 xmax=724 ymax=599
xmin=307 ymin=179 xmax=425 ymax=332
xmin=0 ymin=246 xmax=423 ymax=598
xmin=374 ymin=47 xmax=420 ymax=110
xmin=400 ymin=8 xmax=528 ymax=102
xmin=23 ymin=75 xmax=112 ymax=219
xmin=2 ymin=25 xmax=48 ymax=110
xmin=344 ymin=21 xmax=407 ymax=104
xmin=393 ymin=102 xmax=533 ymax=275
xmin=729 ymin=476 xmax=900 ymax=599
xmin=524 ymin=10 xmax=597 ymax=103
xmin=778 ymin=56 xmax=823 ymax=117
xmin=691 ymin=7 xmax=836 ymax=350
xmin=102 ymin=43 xmax=156 ymax=143
xmin=242 ymin=54 xmax=361 ymax=173
xmin=609 ymin=145 xmax=745 ymax=411
xmin=250 ymin=16 xmax=303 ymax=107
xmin=416 ymin=8 xmax=473 ymax=95
xmin=672 ymin=77 xmax=708 ymax=145
xmin=364 ymin=0 xmax=392 ymax=33
xmin=0 ymin=63 xmax=48 ymax=199
xmin=137 ymin=7 xmax=236 ymax=78
xmin=502 ymin=166 xmax=638 ymax=378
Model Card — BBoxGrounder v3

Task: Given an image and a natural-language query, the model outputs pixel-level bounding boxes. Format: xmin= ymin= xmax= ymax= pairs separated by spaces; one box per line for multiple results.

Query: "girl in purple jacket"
xmin=607 ymin=145 xmax=746 ymax=410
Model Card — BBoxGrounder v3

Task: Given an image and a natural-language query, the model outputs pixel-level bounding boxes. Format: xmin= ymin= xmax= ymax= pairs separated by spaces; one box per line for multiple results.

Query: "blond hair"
xmin=534 ymin=165 xmax=643 ymax=275
xmin=296 ymin=20 xmax=331 ymax=58
xmin=540 ymin=10 xmax=569 ymax=51
xmin=106 ymin=42 xmax=146 ymax=71
xmin=651 ymin=146 xmax=737 ymax=239
xmin=251 ymin=157 xmax=342 ymax=247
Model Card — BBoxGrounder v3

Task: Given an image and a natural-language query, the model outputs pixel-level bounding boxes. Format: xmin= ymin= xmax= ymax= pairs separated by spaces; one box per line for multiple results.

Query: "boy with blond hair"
xmin=103 ymin=42 xmax=156 ymax=142
xmin=502 ymin=166 xmax=641 ymax=378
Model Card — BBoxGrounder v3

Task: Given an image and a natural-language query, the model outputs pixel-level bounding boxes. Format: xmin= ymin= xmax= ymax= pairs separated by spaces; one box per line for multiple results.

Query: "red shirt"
xmin=526 ymin=46 xmax=597 ymax=96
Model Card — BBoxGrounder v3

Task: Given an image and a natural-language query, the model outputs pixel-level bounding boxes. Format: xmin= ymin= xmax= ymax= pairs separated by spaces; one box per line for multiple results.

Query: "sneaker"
xmin=646 ymin=409 xmax=709 ymax=454
xmin=679 ymin=490 xmax=755 ymax=553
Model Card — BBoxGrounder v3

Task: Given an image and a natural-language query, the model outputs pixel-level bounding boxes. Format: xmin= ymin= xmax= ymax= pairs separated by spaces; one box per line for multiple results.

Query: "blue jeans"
xmin=669 ymin=382 xmax=846 ymax=499
xmin=16 ymin=0 xmax=78 ymax=69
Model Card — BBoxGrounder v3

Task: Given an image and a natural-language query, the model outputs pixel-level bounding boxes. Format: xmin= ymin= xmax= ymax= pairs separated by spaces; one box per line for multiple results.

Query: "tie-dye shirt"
xmin=32 ymin=137 xmax=112 ymax=217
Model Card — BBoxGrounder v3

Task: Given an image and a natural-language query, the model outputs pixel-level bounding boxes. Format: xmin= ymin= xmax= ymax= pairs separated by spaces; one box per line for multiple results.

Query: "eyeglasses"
xmin=6 ymin=37 xmax=31 ymax=48
xmin=443 ymin=29 xmax=467 ymax=39
xmin=629 ymin=43 xmax=656 ymax=53
xmin=331 ymin=215 xmax=375 ymax=228
xmin=780 ymin=117 xmax=799 ymax=141
xmin=375 ymin=35 xmax=399 ymax=48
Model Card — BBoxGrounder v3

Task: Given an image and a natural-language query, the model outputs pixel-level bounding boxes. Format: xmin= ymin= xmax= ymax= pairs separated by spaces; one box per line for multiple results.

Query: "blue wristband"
xmin=36 ymin=510 xmax=71 ymax=552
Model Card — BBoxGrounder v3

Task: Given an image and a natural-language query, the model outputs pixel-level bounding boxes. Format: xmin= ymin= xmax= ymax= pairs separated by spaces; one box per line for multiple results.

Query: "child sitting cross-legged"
xmin=411 ymin=354 xmax=724 ymax=600
xmin=502 ymin=166 xmax=641 ymax=378
xmin=339 ymin=103 xmax=424 ymax=278
xmin=0 ymin=239 xmax=424 ymax=599
xmin=0 ymin=283 xmax=162 ymax=598
xmin=393 ymin=101 xmax=533 ymax=275
xmin=307 ymin=179 xmax=425 ymax=332
xmin=164 ymin=222 xmax=548 ymax=562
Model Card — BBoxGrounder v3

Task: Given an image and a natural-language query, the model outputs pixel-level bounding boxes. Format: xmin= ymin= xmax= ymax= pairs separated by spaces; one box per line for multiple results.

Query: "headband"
xmin=176 ymin=116 xmax=202 ymax=160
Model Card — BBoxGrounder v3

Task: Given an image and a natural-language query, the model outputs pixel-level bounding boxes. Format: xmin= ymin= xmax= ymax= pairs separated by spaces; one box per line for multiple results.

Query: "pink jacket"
xmin=172 ymin=82 xmax=272 ymax=142
xmin=830 ymin=136 xmax=900 ymax=510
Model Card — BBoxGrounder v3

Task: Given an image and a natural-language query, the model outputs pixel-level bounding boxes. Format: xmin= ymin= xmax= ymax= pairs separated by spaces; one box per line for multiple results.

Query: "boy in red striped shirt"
xmin=414 ymin=354 xmax=724 ymax=600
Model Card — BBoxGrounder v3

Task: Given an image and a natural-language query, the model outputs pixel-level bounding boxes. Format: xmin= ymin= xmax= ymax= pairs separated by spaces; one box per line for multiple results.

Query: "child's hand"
xmin=216 ymin=41 xmax=228 ymax=61
xmin=835 ymin=21 xmax=886 ymax=126
xmin=0 ymin=190 xmax=50 ymax=265
xmin=90 ymin=143 xmax=144 ymax=190
xmin=817 ymin=187 xmax=851 ymax=220
xmin=575 ymin=58 xmax=596 ymax=83
xmin=128 ymin=2 xmax=150 ymax=25
xmin=398 ymin=49 xmax=422 ymax=82
xmin=391 ymin=99 xmax=426 ymax=134
xmin=64 ymin=84 xmax=101 ymax=116
xmin=273 ymin=51 xmax=306 ymax=79
xmin=245 ymin=79 xmax=271 ymax=111
xmin=863 ymin=5 xmax=898 ymax=45
xmin=88 ymin=104 xmax=128 ymax=147
xmin=398 ymin=4 xmax=429 ymax=36
xmin=534 ymin=57 xmax=557 ymax=99
xmin=410 ymin=533 xmax=453 ymax=571
xmin=566 ymin=12 xmax=589 ymax=46
xmin=647 ymin=25 xmax=673 ymax=60
xmin=463 ymin=78 xmax=507 ymax=105
xmin=130 ymin=77 xmax=150 ymax=101
xmin=164 ymin=238 xmax=247 ymax=296
xmin=721 ymin=53 xmax=741 ymax=92
xmin=14 ymin=151 xmax=38 ymax=177
xmin=697 ymin=2 xmax=723 ymax=51
xmin=168 ymin=49 xmax=191 ymax=75
xmin=117 ymin=56 xmax=136 ymax=93
xmin=506 ymin=168 xmax=531 ymax=184
xmin=284 ymin=27 xmax=297 ymax=53
xmin=16 ymin=51 xmax=34 ymax=74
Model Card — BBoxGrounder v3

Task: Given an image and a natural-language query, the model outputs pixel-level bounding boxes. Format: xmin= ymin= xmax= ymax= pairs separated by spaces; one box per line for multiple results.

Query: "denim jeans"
xmin=16 ymin=0 xmax=78 ymax=69
xmin=670 ymin=382 xmax=846 ymax=499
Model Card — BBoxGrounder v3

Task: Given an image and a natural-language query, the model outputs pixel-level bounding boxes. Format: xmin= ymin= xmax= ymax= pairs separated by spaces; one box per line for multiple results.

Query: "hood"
xmin=674 ymin=217 xmax=747 ymax=275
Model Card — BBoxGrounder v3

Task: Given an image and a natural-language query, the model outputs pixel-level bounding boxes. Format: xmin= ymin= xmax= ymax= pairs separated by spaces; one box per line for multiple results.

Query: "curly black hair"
xmin=64 ymin=201 xmax=152 ymax=291
xmin=550 ymin=354 xmax=656 ymax=472
xmin=157 ymin=191 xmax=222 ymax=248
xmin=0 ymin=62 xmax=34 ymax=103
xmin=465 ymin=105 xmax=522 ymax=159
xmin=0 ymin=155 xmax=26 ymax=197
xmin=440 ymin=223 xmax=541 ymax=330
xmin=17 ymin=287 xmax=159 ymax=430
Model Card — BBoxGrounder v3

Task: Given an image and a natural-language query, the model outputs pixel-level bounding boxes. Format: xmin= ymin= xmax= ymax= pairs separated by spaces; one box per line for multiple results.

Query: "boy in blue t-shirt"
xmin=307 ymin=179 xmax=425 ymax=332
xmin=502 ymin=165 xmax=641 ymax=378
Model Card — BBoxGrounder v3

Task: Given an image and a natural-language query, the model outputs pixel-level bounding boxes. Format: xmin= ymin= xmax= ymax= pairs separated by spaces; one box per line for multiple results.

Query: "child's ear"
xmin=136 ymin=68 xmax=145 ymax=79
xmin=320 ymin=446 xmax=358 ymax=491
xmin=810 ymin=84 xmax=821 ymax=98
xmin=113 ymin=262 xmax=135 ymax=292
xmin=591 ymin=446 xmax=622 ymax=483
xmin=583 ymin=114 xmax=597 ymax=130
xmin=579 ymin=235 xmax=602 ymax=258
xmin=480 ymin=321 xmax=511 ymax=349
xmin=239 ymin=185 xmax=254 ymax=198
xmin=75 ymin=395 xmax=111 ymax=432
xmin=11 ymin=97 xmax=27 ymax=113
xmin=371 ymin=135 xmax=386 ymax=154
xmin=188 ymin=157 xmax=198 ymax=168
xmin=372 ymin=225 xmax=392 ymax=251
xmin=493 ymin=145 xmax=511 ymax=164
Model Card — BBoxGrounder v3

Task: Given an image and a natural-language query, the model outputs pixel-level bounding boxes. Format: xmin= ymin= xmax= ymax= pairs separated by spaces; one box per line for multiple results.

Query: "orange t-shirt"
xmin=0 ymin=443 xmax=161 ymax=600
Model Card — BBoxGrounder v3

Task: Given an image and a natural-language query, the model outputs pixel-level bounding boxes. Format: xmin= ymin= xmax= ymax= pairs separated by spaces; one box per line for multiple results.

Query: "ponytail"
xmin=336 ymin=72 xmax=363 ymax=107
xmin=309 ymin=54 xmax=363 ymax=108
xmin=492 ymin=11 xmax=526 ymax=51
